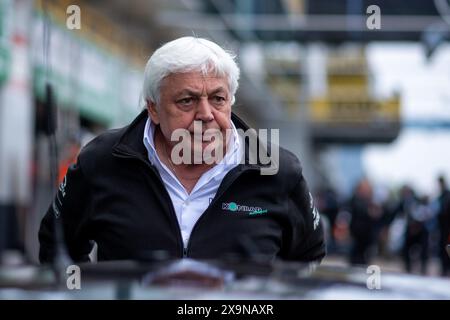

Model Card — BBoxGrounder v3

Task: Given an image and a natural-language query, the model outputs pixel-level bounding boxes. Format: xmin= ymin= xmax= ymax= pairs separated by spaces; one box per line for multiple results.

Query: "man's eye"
xmin=177 ymin=97 xmax=194 ymax=105
xmin=212 ymin=96 xmax=226 ymax=104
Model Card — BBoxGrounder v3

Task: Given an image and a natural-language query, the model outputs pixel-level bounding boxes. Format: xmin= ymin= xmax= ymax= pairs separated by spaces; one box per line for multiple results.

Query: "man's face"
xmin=147 ymin=71 xmax=232 ymax=161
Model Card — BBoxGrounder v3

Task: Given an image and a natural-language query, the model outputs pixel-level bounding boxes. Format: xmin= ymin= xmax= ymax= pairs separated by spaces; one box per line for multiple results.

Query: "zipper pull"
xmin=183 ymin=247 xmax=188 ymax=258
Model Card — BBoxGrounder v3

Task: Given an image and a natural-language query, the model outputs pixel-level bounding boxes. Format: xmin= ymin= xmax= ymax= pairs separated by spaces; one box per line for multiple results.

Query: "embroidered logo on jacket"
xmin=222 ymin=202 xmax=268 ymax=216
xmin=309 ymin=192 xmax=321 ymax=230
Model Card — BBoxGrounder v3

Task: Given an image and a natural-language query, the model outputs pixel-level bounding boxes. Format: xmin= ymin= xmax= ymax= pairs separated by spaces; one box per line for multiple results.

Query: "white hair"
xmin=141 ymin=37 xmax=240 ymax=106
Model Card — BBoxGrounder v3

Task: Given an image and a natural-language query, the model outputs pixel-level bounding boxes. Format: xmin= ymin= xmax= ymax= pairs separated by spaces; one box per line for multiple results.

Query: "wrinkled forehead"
xmin=160 ymin=70 xmax=230 ymax=92
xmin=169 ymin=62 xmax=228 ymax=79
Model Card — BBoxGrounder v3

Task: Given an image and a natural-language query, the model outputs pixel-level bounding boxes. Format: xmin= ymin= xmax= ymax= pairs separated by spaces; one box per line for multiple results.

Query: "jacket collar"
xmin=112 ymin=109 xmax=271 ymax=169
xmin=112 ymin=110 xmax=149 ymax=161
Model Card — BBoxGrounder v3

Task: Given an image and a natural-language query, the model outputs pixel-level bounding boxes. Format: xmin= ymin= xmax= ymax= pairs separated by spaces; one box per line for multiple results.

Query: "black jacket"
xmin=39 ymin=111 xmax=326 ymax=264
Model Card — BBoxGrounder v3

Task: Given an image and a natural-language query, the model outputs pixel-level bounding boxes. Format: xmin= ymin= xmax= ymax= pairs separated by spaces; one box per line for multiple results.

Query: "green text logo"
xmin=222 ymin=202 xmax=267 ymax=216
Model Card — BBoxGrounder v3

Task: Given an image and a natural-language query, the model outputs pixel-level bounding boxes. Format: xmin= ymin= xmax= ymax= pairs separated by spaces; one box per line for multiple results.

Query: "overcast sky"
xmin=363 ymin=43 xmax=450 ymax=196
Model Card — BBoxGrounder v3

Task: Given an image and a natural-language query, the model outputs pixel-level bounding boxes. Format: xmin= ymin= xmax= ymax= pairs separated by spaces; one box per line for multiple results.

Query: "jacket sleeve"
xmin=284 ymin=173 xmax=326 ymax=263
xmin=38 ymin=158 xmax=93 ymax=264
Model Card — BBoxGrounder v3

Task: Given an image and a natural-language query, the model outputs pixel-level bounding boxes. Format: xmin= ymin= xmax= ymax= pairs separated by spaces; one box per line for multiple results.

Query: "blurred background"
xmin=0 ymin=0 xmax=449 ymax=278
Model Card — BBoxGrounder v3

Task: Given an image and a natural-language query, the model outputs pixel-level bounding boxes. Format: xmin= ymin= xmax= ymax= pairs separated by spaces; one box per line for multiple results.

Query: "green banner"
xmin=0 ymin=0 xmax=11 ymax=84
xmin=32 ymin=12 xmax=142 ymax=127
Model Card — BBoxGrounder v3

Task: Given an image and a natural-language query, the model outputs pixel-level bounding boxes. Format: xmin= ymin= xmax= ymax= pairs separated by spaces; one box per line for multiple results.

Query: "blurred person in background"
xmin=316 ymin=186 xmax=340 ymax=254
xmin=348 ymin=178 xmax=382 ymax=265
xmin=403 ymin=190 xmax=432 ymax=274
xmin=58 ymin=137 xmax=81 ymax=184
xmin=392 ymin=186 xmax=435 ymax=274
xmin=38 ymin=37 xmax=325 ymax=265
xmin=436 ymin=175 xmax=450 ymax=276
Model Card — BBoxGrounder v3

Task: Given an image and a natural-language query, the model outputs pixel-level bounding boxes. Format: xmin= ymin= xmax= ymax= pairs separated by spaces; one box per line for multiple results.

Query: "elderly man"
xmin=39 ymin=37 xmax=325 ymax=264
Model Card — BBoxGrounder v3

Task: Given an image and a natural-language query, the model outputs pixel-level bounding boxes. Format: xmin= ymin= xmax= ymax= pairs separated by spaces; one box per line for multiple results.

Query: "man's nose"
xmin=195 ymin=97 xmax=214 ymax=122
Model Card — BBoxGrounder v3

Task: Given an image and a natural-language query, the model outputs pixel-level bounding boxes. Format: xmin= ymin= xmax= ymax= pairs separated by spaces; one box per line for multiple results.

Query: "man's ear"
xmin=146 ymin=99 xmax=160 ymax=125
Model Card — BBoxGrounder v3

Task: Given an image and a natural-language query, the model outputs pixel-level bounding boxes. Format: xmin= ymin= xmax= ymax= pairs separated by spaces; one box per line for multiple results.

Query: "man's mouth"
xmin=190 ymin=131 xmax=222 ymax=142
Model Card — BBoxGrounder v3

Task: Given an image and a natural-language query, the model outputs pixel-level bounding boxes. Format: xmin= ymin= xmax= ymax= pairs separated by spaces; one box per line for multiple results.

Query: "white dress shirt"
xmin=143 ymin=118 xmax=242 ymax=248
